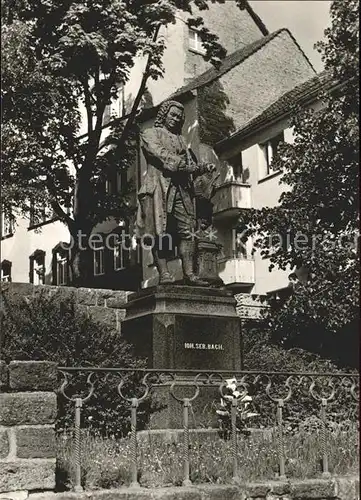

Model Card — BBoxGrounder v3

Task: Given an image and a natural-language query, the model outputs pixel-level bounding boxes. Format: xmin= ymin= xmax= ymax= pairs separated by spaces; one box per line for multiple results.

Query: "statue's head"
xmin=154 ymin=100 xmax=185 ymax=134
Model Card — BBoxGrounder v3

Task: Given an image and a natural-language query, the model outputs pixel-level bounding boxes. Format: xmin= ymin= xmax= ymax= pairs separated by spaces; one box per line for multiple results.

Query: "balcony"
xmin=218 ymin=258 xmax=255 ymax=290
xmin=212 ymin=181 xmax=251 ymax=220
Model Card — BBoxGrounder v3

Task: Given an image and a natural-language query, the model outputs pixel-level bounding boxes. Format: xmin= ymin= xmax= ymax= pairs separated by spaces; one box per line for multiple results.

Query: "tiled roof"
xmin=170 ymin=29 xmax=287 ymax=99
xmin=215 ymin=70 xmax=335 ymax=151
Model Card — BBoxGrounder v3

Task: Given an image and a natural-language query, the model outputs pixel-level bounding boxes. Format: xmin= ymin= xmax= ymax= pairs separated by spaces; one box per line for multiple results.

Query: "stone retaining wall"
xmin=0 ymin=361 xmax=57 ymax=498
xmin=1 ymin=283 xmax=129 ymax=334
xmin=8 ymin=477 xmax=359 ymax=500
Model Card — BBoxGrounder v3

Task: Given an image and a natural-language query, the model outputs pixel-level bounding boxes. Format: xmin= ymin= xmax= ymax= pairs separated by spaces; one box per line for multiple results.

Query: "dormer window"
xmin=188 ymin=28 xmax=206 ymax=55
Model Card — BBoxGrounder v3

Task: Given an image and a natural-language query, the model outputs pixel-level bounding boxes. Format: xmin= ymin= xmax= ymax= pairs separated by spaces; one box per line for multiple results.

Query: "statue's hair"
xmin=154 ymin=100 xmax=185 ymax=132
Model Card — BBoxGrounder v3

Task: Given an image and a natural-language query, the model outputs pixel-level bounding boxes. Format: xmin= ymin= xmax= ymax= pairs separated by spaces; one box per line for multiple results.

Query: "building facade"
xmin=213 ymin=71 xmax=332 ymax=296
xmin=1 ymin=1 xmax=318 ymax=296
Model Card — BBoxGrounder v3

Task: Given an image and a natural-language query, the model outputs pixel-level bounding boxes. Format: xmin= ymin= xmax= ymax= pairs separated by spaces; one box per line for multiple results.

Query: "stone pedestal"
xmin=122 ymin=285 xmax=241 ymax=428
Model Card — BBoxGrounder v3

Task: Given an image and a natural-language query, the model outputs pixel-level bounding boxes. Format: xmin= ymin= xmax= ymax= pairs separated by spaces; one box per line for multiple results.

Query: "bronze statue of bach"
xmin=136 ymin=100 xmax=216 ymax=286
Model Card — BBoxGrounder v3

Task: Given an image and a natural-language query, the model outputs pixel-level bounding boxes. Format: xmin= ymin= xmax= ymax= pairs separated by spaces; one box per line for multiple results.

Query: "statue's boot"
xmin=179 ymin=239 xmax=209 ymax=287
xmin=152 ymin=249 xmax=175 ymax=285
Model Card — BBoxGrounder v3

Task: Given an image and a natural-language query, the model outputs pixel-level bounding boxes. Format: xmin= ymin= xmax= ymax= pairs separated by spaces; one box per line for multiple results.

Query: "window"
xmin=114 ymin=243 xmax=125 ymax=271
xmin=1 ymin=211 xmax=14 ymax=237
xmin=232 ymin=228 xmax=248 ymax=259
xmin=103 ymin=85 xmax=125 ymax=126
xmin=113 ymin=232 xmax=131 ymax=271
xmin=228 ymin=154 xmax=244 ymax=182
xmin=52 ymin=244 xmax=69 ymax=285
xmin=0 ymin=260 xmax=12 ymax=282
xmin=57 ymin=255 xmax=68 ymax=285
xmin=93 ymin=248 xmax=105 ymax=276
xmin=188 ymin=28 xmax=206 ymax=54
xmin=29 ymin=200 xmax=54 ymax=228
xmin=29 ymin=250 xmax=45 ymax=285
xmin=259 ymin=131 xmax=285 ymax=177
xmin=105 ymin=171 xmax=123 ymax=195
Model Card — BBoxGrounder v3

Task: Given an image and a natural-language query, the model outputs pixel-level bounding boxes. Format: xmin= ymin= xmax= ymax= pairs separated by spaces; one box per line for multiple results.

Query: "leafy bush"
xmin=242 ymin=323 xmax=358 ymax=431
xmin=0 ymin=288 xmax=158 ymax=437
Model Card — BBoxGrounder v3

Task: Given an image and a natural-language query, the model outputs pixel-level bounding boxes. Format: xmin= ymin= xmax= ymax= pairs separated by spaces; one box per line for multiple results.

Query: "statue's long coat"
xmin=136 ymin=126 xmax=198 ymax=237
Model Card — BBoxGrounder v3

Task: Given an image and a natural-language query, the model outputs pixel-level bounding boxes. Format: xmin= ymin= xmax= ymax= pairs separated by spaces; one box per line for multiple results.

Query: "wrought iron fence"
xmin=57 ymin=367 xmax=359 ymax=492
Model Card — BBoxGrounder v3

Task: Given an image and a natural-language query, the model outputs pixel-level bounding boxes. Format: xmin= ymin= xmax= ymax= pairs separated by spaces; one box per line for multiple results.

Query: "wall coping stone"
xmin=25 ymin=476 xmax=359 ymax=500
xmin=8 ymin=361 xmax=57 ymax=392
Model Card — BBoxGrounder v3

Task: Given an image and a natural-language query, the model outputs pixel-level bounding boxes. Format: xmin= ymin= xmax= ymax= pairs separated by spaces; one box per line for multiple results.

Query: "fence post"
xmin=231 ymin=397 xmax=239 ymax=482
xmin=74 ymin=397 xmax=83 ymax=493
xmin=182 ymin=398 xmax=192 ymax=486
xmin=130 ymin=398 xmax=140 ymax=488
xmin=320 ymin=398 xmax=330 ymax=477
xmin=276 ymin=399 xmax=286 ymax=480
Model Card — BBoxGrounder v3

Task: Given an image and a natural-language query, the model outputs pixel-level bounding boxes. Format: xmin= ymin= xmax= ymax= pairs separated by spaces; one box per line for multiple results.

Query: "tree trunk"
xmin=69 ymin=171 xmax=95 ymax=287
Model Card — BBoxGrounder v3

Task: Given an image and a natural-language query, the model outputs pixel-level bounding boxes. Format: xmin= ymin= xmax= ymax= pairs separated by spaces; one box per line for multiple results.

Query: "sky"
xmin=249 ymin=1 xmax=332 ymax=72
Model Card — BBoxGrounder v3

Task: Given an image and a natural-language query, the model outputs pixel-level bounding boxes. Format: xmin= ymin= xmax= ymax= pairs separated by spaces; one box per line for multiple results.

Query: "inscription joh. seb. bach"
xmin=175 ymin=315 xmax=236 ymax=370
xmin=184 ymin=342 xmax=224 ymax=350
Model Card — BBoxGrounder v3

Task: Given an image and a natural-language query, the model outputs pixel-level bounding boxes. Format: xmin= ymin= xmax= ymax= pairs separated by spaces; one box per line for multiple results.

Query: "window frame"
xmin=188 ymin=27 xmax=206 ymax=55
xmin=56 ymin=255 xmax=68 ymax=285
xmin=29 ymin=250 xmax=46 ymax=285
xmin=103 ymin=85 xmax=125 ymax=126
xmin=0 ymin=260 xmax=12 ymax=282
xmin=1 ymin=211 xmax=14 ymax=238
xmin=93 ymin=247 xmax=105 ymax=276
xmin=113 ymin=242 xmax=125 ymax=271
xmin=259 ymin=131 xmax=285 ymax=178
xmin=52 ymin=243 xmax=70 ymax=286
xmin=29 ymin=199 xmax=56 ymax=229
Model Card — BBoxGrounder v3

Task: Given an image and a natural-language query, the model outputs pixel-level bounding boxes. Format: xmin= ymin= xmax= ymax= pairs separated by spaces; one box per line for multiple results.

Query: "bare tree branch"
xmin=118 ymin=24 xmax=161 ymax=149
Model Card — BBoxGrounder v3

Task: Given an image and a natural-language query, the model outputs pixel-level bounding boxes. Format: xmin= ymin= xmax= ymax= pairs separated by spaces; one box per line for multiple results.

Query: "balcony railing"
xmin=218 ymin=257 xmax=255 ymax=288
xmin=57 ymin=367 xmax=358 ymax=491
xmin=212 ymin=181 xmax=251 ymax=219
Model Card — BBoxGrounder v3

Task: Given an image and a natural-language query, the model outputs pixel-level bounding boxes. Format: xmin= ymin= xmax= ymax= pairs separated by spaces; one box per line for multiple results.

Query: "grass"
xmin=57 ymin=423 xmax=359 ymax=491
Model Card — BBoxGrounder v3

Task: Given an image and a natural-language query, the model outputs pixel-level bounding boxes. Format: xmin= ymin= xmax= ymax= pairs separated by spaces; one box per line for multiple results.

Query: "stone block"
xmin=0 ymin=460 xmax=55 ymax=492
xmin=32 ymin=285 xmax=55 ymax=297
xmin=16 ymin=426 xmax=55 ymax=459
xmin=245 ymin=483 xmax=272 ymax=497
xmin=0 ymin=393 xmax=56 ymax=426
xmin=9 ymin=362 xmax=57 ymax=391
xmin=0 ymin=361 xmax=7 ymax=389
xmin=0 ymin=429 xmax=9 ymax=459
xmin=105 ymin=293 xmax=128 ymax=309
xmin=336 ymin=477 xmax=358 ymax=500
xmin=151 ymin=489 xmax=202 ymax=500
xmin=0 ymin=491 xmax=29 ymax=500
xmin=2 ymin=283 xmax=34 ymax=299
xmin=95 ymin=289 xmax=119 ymax=306
xmin=87 ymin=306 xmax=116 ymax=329
xmin=268 ymin=481 xmax=290 ymax=495
xmin=76 ymin=288 xmax=97 ymax=306
xmin=197 ymin=485 xmax=240 ymax=500
xmin=290 ymin=479 xmax=336 ymax=499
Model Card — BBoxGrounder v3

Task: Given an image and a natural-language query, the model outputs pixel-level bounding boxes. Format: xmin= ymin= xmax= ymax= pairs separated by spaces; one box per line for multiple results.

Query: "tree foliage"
xmin=1 ymin=0 xmax=232 ymax=283
xmin=240 ymin=0 xmax=359 ymax=350
xmin=198 ymin=79 xmax=235 ymax=145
